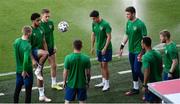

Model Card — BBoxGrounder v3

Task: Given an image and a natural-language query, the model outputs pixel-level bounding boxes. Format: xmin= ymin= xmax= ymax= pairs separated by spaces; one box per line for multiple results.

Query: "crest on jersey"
xmin=40 ymin=30 xmax=43 ymax=34
xmin=33 ymin=33 xmax=36 ymax=36
xmin=49 ymin=25 xmax=52 ymax=29
xmin=100 ymin=26 xmax=103 ymax=31
xmin=165 ymin=50 xmax=168 ymax=54
xmin=133 ymin=26 xmax=137 ymax=31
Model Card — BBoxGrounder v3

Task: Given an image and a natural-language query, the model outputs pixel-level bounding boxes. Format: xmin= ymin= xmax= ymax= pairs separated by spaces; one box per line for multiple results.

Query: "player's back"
xmin=65 ymin=53 xmax=91 ymax=88
xmin=142 ymin=49 xmax=162 ymax=82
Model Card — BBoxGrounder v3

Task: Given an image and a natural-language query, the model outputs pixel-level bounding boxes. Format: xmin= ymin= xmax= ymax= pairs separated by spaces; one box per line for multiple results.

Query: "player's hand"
xmin=142 ymin=87 xmax=148 ymax=93
xmin=63 ymin=81 xmax=66 ymax=89
xmin=168 ymin=73 xmax=173 ymax=79
xmin=119 ymin=49 xmax=123 ymax=56
xmin=137 ymin=54 xmax=142 ymax=62
xmin=22 ymin=71 xmax=29 ymax=79
xmin=91 ymin=48 xmax=95 ymax=55
xmin=53 ymin=48 xmax=57 ymax=54
xmin=101 ymin=48 xmax=106 ymax=55
xmin=32 ymin=60 xmax=37 ymax=68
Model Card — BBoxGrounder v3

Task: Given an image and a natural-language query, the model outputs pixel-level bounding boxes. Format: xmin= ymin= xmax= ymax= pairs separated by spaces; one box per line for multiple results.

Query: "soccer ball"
xmin=58 ymin=21 xmax=69 ymax=32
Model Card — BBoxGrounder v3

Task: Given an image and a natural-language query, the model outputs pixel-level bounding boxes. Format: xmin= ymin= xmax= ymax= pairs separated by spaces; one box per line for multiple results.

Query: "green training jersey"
xmin=64 ymin=53 xmax=91 ymax=88
xmin=126 ymin=18 xmax=147 ymax=53
xmin=142 ymin=49 xmax=162 ymax=83
xmin=163 ymin=42 xmax=179 ymax=76
xmin=29 ymin=26 xmax=45 ymax=50
xmin=92 ymin=19 xmax=112 ymax=50
xmin=14 ymin=38 xmax=33 ymax=73
xmin=40 ymin=20 xmax=54 ymax=49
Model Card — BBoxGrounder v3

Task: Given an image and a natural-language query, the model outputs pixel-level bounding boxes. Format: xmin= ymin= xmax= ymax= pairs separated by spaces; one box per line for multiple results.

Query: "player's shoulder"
xmin=136 ymin=18 xmax=145 ymax=25
xmin=153 ymin=49 xmax=162 ymax=58
xmin=14 ymin=37 xmax=21 ymax=43
xmin=14 ymin=37 xmax=23 ymax=45
xmin=102 ymin=19 xmax=110 ymax=26
xmin=143 ymin=51 xmax=152 ymax=60
xmin=81 ymin=53 xmax=90 ymax=59
xmin=48 ymin=20 xmax=54 ymax=24
xmin=65 ymin=53 xmax=73 ymax=59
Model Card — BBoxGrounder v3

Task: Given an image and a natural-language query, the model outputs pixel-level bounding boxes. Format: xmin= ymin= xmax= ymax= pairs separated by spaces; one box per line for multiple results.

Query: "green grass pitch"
xmin=0 ymin=0 xmax=180 ymax=103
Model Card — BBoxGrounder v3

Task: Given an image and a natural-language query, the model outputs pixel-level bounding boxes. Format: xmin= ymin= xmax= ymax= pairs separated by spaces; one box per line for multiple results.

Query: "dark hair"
xmin=73 ymin=40 xmax=82 ymax=50
xmin=31 ymin=13 xmax=40 ymax=21
xmin=142 ymin=37 xmax=151 ymax=47
xmin=89 ymin=10 xmax=99 ymax=17
xmin=125 ymin=6 xmax=136 ymax=14
xmin=159 ymin=30 xmax=171 ymax=39
xmin=41 ymin=8 xmax=50 ymax=14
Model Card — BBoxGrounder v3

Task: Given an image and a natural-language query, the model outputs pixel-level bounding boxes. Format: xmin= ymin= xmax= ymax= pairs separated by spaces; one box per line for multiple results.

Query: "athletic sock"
xmin=51 ymin=77 xmax=56 ymax=85
xmin=38 ymin=87 xmax=45 ymax=97
xmin=102 ymin=78 xmax=105 ymax=84
xmin=36 ymin=64 xmax=42 ymax=72
xmin=133 ymin=81 xmax=139 ymax=90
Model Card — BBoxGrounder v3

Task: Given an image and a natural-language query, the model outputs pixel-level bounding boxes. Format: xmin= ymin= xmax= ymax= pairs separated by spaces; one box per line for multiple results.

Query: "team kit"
xmin=13 ymin=7 xmax=179 ymax=103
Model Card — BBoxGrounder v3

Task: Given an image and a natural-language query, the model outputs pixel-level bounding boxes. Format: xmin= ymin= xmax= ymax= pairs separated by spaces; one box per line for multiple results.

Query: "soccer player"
xmin=40 ymin=8 xmax=63 ymax=90
xmin=63 ymin=40 xmax=91 ymax=103
xmin=89 ymin=10 xmax=112 ymax=91
xmin=141 ymin=37 xmax=162 ymax=103
xmin=119 ymin=6 xmax=147 ymax=95
xmin=13 ymin=26 xmax=33 ymax=103
xmin=159 ymin=30 xmax=179 ymax=80
xmin=30 ymin=13 xmax=51 ymax=102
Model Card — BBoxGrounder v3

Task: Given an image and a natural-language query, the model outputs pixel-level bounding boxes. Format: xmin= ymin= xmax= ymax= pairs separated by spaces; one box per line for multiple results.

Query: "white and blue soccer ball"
xmin=58 ymin=21 xmax=69 ymax=32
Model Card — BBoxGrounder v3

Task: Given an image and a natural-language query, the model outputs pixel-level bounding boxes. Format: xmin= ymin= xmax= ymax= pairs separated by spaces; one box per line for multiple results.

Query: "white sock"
xmin=38 ymin=87 xmax=45 ymax=97
xmin=51 ymin=77 xmax=56 ymax=85
xmin=102 ymin=78 xmax=105 ymax=84
xmin=36 ymin=64 xmax=42 ymax=72
xmin=104 ymin=79 xmax=109 ymax=86
xmin=133 ymin=81 xmax=139 ymax=90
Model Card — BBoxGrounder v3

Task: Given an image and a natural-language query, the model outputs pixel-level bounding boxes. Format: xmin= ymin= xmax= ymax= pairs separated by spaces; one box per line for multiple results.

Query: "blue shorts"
xmin=96 ymin=49 xmax=112 ymax=62
xmin=65 ymin=86 xmax=87 ymax=101
xmin=163 ymin=71 xmax=179 ymax=80
xmin=32 ymin=48 xmax=39 ymax=62
xmin=16 ymin=72 xmax=33 ymax=89
xmin=48 ymin=48 xmax=55 ymax=56
xmin=144 ymin=90 xmax=160 ymax=103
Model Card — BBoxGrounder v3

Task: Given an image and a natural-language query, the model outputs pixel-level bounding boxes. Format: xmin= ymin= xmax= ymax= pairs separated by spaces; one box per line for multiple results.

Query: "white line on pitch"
xmin=118 ymin=70 xmax=131 ymax=74
xmin=0 ymin=54 xmax=123 ymax=77
xmin=19 ymin=70 xmax=131 ymax=92
xmin=0 ymin=93 xmax=5 ymax=96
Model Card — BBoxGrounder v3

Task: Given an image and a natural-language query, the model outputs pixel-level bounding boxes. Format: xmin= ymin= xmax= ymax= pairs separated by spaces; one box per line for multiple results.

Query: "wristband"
xmin=168 ymin=72 xmax=173 ymax=74
xmin=120 ymin=43 xmax=125 ymax=49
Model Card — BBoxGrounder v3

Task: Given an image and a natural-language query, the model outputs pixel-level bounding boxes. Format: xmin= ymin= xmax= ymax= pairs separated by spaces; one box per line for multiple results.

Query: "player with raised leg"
xmin=30 ymin=13 xmax=51 ymax=102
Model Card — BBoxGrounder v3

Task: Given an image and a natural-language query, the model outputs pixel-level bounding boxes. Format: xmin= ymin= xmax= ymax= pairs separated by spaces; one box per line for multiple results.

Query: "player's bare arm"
xmin=91 ymin=32 xmax=95 ymax=55
xmin=119 ymin=35 xmax=128 ymax=56
xmin=101 ymin=33 xmax=111 ymax=55
xmin=63 ymin=69 xmax=68 ymax=89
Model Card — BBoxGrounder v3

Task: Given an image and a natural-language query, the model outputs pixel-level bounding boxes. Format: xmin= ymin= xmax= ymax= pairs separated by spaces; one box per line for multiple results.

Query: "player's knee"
xmin=42 ymin=51 xmax=49 ymax=58
xmin=51 ymin=64 xmax=57 ymax=70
